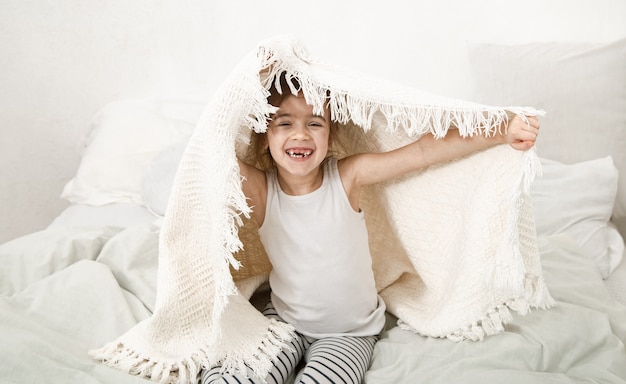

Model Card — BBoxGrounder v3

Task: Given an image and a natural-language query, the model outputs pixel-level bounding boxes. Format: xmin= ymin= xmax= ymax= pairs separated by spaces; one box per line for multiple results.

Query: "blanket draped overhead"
xmin=91 ymin=36 xmax=553 ymax=384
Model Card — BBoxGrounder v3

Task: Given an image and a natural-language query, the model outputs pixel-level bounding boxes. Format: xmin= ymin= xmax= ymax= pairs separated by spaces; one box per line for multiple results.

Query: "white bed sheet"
xmin=607 ymin=251 xmax=626 ymax=305
xmin=1 ymin=225 xmax=625 ymax=383
xmin=0 ymin=225 xmax=156 ymax=384
xmin=49 ymin=203 xmax=160 ymax=229
xmin=366 ymin=234 xmax=626 ymax=383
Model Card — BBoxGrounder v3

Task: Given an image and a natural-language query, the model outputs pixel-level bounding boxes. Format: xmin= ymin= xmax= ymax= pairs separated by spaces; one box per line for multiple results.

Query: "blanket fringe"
xmin=90 ymin=319 xmax=295 ymax=384
xmin=218 ymin=319 xmax=296 ymax=381
xmin=89 ymin=341 xmax=196 ymax=384
xmin=256 ymin=36 xmax=544 ymax=141
xmin=395 ymin=272 xmax=555 ymax=343
xmin=397 ymin=303 xmax=514 ymax=342
xmin=522 ymin=274 xmax=556 ymax=310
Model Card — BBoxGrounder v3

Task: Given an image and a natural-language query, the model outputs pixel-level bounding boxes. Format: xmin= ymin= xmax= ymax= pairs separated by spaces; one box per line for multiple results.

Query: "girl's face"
xmin=265 ymin=93 xmax=331 ymax=179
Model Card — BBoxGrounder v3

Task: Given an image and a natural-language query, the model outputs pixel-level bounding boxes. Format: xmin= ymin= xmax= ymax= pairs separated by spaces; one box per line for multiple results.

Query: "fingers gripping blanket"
xmin=91 ymin=36 xmax=554 ymax=383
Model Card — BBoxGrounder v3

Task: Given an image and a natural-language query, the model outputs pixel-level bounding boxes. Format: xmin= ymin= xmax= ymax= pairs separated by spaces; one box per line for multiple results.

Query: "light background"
xmin=1 ymin=0 xmax=625 ymax=243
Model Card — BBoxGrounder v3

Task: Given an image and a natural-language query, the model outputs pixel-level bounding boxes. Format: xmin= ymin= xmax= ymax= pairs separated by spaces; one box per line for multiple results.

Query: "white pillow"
xmin=468 ymin=39 xmax=626 ymax=239
xmin=141 ymin=139 xmax=189 ymax=216
xmin=531 ymin=157 xmax=623 ymax=278
xmin=48 ymin=203 xmax=158 ymax=228
xmin=61 ymin=99 xmax=196 ymax=206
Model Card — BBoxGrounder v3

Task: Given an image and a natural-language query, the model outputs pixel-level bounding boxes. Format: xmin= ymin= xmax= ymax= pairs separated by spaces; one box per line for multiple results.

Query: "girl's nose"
xmin=291 ymin=124 xmax=310 ymax=139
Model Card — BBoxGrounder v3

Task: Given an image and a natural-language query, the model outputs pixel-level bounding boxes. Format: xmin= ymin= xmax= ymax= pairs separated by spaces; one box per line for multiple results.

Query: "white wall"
xmin=1 ymin=0 xmax=625 ymax=244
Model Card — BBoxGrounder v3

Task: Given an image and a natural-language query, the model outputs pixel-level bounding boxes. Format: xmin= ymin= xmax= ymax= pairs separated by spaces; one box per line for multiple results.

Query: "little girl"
xmin=202 ymin=78 xmax=539 ymax=384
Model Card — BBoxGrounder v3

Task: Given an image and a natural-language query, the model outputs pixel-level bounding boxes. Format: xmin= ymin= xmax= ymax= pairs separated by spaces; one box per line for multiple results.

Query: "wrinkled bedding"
xmin=366 ymin=235 xmax=626 ymax=383
xmin=1 ymin=226 xmax=625 ymax=383
xmin=0 ymin=226 xmax=156 ymax=384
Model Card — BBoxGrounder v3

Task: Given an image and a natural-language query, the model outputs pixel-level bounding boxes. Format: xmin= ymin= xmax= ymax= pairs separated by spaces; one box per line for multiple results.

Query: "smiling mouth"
xmin=286 ymin=149 xmax=313 ymax=158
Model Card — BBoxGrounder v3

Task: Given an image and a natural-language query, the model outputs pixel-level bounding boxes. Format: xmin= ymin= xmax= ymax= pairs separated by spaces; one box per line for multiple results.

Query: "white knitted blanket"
xmin=91 ymin=36 xmax=554 ymax=384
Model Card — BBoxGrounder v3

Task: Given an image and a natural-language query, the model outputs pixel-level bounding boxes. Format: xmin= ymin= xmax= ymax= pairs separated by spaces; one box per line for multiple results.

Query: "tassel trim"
xmin=218 ymin=319 xmax=296 ymax=382
xmin=397 ymin=273 xmax=555 ymax=342
xmin=89 ymin=320 xmax=295 ymax=384
xmin=255 ymin=35 xmax=544 ymax=141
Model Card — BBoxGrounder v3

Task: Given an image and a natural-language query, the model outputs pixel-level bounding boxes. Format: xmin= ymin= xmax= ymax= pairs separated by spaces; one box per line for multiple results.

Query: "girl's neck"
xmin=276 ymin=165 xmax=324 ymax=196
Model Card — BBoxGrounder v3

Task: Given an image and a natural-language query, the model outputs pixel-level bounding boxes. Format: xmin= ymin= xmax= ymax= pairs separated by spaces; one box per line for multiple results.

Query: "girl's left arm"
xmin=340 ymin=114 xmax=540 ymax=190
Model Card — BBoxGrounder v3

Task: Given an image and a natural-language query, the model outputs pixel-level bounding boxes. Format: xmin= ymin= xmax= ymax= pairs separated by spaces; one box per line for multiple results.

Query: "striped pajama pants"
xmin=201 ymin=302 xmax=378 ymax=384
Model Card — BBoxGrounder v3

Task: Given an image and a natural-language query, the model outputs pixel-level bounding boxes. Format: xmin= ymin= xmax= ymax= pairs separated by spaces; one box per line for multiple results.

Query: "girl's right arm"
xmin=237 ymin=159 xmax=267 ymax=226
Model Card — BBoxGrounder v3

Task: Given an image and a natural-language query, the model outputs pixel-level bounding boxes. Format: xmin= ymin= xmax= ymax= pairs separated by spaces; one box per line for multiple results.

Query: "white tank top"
xmin=258 ymin=158 xmax=386 ymax=338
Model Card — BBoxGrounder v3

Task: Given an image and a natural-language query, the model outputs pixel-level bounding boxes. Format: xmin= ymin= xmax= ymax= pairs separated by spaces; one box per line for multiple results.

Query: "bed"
xmin=1 ymin=39 xmax=626 ymax=383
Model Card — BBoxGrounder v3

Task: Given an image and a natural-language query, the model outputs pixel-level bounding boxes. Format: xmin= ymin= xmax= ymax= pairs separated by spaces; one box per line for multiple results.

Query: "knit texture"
xmin=90 ymin=35 xmax=554 ymax=384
